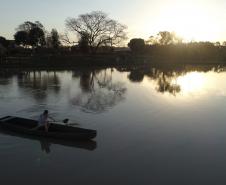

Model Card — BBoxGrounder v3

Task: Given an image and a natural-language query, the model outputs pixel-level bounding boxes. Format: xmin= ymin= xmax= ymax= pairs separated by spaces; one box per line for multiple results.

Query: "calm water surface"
xmin=1 ymin=65 xmax=226 ymax=185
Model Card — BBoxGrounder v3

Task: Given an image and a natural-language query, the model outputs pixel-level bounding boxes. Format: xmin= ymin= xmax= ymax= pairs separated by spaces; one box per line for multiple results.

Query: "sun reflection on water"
xmin=142 ymin=68 xmax=226 ymax=101
xmin=176 ymin=72 xmax=206 ymax=94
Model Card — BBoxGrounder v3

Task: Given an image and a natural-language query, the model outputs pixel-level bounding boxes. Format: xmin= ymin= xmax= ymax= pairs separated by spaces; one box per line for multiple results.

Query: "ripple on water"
xmin=0 ymin=136 xmax=22 ymax=150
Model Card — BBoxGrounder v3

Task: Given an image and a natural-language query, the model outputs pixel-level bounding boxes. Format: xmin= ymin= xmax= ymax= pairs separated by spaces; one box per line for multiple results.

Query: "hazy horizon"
xmin=1 ymin=0 xmax=226 ymax=42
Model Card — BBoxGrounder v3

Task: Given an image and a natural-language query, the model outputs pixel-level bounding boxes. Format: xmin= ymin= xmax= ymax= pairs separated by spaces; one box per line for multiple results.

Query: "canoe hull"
xmin=0 ymin=116 xmax=97 ymax=140
xmin=0 ymin=128 xmax=97 ymax=151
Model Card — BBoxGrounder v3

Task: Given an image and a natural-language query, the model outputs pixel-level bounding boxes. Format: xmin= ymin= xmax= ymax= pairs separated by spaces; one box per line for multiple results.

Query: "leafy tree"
xmin=147 ymin=31 xmax=182 ymax=45
xmin=65 ymin=11 xmax=127 ymax=53
xmin=146 ymin=35 xmax=158 ymax=45
xmin=14 ymin=31 xmax=29 ymax=46
xmin=17 ymin=21 xmax=44 ymax=32
xmin=128 ymin=38 xmax=145 ymax=53
xmin=157 ymin=31 xmax=174 ymax=45
xmin=157 ymin=31 xmax=182 ymax=45
xmin=15 ymin=21 xmax=46 ymax=47
xmin=215 ymin=42 xmax=221 ymax=47
xmin=50 ymin=29 xmax=61 ymax=49
xmin=29 ymin=27 xmax=46 ymax=47
xmin=46 ymin=29 xmax=61 ymax=49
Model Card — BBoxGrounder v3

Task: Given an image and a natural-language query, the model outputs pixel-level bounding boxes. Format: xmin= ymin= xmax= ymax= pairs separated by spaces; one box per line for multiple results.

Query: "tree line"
xmin=1 ymin=11 xmax=226 ymax=63
xmin=128 ymin=31 xmax=226 ymax=61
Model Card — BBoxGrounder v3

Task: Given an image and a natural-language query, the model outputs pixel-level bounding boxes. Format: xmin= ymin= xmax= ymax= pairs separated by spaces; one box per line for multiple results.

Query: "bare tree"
xmin=60 ymin=32 xmax=78 ymax=46
xmin=65 ymin=11 xmax=127 ymax=53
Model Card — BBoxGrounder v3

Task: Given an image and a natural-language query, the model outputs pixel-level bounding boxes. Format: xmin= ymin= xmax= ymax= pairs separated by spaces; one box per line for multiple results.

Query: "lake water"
xmin=1 ymin=65 xmax=226 ymax=185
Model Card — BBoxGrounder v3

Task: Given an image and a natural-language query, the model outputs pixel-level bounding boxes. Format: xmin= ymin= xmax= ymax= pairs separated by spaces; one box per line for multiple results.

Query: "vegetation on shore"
xmin=1 ymin=11 xmax=226 ymax=66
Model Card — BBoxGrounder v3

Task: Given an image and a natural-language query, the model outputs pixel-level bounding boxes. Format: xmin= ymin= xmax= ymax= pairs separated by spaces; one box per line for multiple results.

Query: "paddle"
xmin=50 ymin=118 xmax=80 ymax=126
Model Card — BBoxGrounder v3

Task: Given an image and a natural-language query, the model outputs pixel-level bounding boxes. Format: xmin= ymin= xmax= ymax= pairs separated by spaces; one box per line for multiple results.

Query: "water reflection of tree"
xmin=0 ymin=70 xmax=61 ymax=102
xmin=0 ymin=69 xmax=19 ymax=85
xmin=118 ymin=65 xmax=226 ymax=96
xmin=153 ymin=71 xmax=181 ymax=95
xmin=128 ymin=70 xmax=145 ymax=83
xmin=145 ymin=68 xmax=182 ymax=96
xmin=80 ymin=71 xmax=95 ymax=92
xmin=17 ymin=71 xmax=61 ymax=101
xmin=71 ymin=68 xmax=126 ymax=113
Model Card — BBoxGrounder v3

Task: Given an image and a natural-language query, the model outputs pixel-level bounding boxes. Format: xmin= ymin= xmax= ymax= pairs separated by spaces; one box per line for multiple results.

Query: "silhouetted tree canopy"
xmin=50 ymin=29 xmax=61 ymax=49
xmin=14 ymin=31 xmax=29 ymax=46
xmin=46 ymin=29 xmax=61 ymax=49
xmin=29 ymin=27 xmax=46 ymax=47
xmin=17 ymin=21 xmax=44 ymax=32
xmin=128 ymin=38 xmax=145 ymax=53
xmin=78 ymin=32 xmax=89 ymax=53
xmin=15 ymin=21 xmax=46 ymax=47
xmin=143 ymin=40 xmax=224 ymax=61
xmin=65 ymin=11 xmax=127 ymax=53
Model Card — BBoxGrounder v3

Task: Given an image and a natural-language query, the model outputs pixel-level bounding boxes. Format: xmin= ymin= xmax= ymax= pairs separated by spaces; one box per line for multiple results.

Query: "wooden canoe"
xmin=0 ymin=116 xmax=97 ymax=140
xmin=0 ymin=128 xmax=97 ymax=151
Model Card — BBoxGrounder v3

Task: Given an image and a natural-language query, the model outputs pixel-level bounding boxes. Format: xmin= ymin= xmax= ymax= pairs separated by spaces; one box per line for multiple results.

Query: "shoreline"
xmin=1 ymin=54 xmax=226 ymax=69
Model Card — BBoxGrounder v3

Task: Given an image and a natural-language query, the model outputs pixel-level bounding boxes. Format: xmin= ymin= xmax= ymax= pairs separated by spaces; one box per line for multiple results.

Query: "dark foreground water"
xmin=1 ymin=65 xmax=226 ymax=185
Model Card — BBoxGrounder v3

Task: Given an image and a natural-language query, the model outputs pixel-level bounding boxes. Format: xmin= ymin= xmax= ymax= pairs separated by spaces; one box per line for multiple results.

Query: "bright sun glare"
xmin=169 ymin=8 xmax=217 ymax=41
xmin=176 ymin=72 xmax=206 ymax=93
xmin=146 ymin=2 xmax=221 ymax=42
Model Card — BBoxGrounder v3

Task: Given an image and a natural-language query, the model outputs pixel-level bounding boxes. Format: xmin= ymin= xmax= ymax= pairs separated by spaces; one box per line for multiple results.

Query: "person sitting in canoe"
xmin=37 ymin=110 xmax=55 ymax=132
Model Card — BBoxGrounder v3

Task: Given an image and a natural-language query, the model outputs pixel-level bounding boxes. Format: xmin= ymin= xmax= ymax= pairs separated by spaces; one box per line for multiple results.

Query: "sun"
xmin=167 ymin=7 xmax=217 ymax=42
xmin=145 ymin=1 xmax=221 ymax=42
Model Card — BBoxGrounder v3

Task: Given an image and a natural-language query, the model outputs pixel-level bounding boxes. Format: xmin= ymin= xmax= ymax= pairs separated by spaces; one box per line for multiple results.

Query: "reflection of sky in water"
xmin=177 ymin=71 xmax=226 ymax=97
xmin=1 ymin=66 xmax=226 ymax=185
xmin=142 ymin=67 xmax=226 ymax=99
xmin=0 ymin=66 xmax=226 ymax=117
xmin=0 ymin=69 xmax=127 ymax=121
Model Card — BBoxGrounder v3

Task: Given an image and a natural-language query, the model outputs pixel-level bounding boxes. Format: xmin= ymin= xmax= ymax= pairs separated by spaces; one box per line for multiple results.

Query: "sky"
xmin=1 ymin=0 xmax=226 ymax=42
